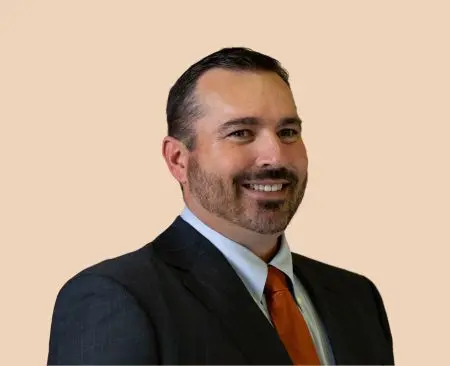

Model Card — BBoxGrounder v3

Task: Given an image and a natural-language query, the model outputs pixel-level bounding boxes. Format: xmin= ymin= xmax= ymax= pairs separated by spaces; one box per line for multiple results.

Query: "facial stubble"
xmin=186 ymin=156 xmax=307 ymax=234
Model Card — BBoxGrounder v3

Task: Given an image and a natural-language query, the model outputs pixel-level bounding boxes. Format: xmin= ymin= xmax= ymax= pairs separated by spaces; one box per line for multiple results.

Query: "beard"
xmin=187 ymin=156 xmax=308 ymax=234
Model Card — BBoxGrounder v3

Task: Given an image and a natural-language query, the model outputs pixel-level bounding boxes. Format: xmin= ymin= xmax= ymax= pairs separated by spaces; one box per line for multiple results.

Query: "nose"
xmin=254 ymin=132 xmax=285 ymax=168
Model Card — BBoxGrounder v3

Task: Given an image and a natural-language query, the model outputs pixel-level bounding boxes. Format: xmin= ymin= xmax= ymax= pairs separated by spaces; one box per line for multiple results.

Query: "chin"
xmin=241 ymin=214 xmax=290 ymax=235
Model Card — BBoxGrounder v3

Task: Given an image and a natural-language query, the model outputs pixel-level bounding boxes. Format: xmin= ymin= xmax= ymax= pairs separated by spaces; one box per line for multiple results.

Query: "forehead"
xmin=195 ymin=68 xmax=298 ymax=129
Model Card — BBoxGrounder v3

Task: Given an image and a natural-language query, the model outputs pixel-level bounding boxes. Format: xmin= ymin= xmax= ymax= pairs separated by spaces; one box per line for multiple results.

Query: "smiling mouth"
xmin=241 ymin=183 xmax=289 ymax=192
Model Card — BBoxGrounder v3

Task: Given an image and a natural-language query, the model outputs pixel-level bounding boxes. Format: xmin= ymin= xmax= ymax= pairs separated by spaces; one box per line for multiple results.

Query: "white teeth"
xmin=249 ymin=184 xmax=283 ymax=192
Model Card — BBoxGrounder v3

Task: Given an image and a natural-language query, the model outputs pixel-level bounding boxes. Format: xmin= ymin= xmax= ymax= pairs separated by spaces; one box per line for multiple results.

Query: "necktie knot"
xmin=264 ymin=265 xmax=289 ymax=294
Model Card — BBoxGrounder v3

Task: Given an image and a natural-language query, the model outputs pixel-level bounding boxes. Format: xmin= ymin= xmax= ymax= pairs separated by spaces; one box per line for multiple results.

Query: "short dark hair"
xmin=166 ymin=47 xmax=290 ymax=150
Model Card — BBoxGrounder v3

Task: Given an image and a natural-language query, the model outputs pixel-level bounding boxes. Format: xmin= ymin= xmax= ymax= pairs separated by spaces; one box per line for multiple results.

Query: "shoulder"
xmin=53 ymin=217 xmax=188 ymax=306
xmin=292 ymin=253 xmax=394 ymax=352
xmin=53 ymin=243 xmax=155 ymax=305
xmin=94 ymin=242 xmax=159 ymax=283
xmin=82 ymin=243 xmax=156 ymax=276
xmin=292 ymin=252 xmax=378 ymax=291
xmin=292 ymin=252 xmax=391 ymax=323
xmin=48 ymin=245 xmax=159 ymax=364
xmin=51 ymin=242 xmax=162 ymax=315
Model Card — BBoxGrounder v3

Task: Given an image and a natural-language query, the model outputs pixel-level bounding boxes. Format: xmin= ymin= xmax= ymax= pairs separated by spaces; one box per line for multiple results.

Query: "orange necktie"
xmin=264 ymin=265 xmax=321 ymax=365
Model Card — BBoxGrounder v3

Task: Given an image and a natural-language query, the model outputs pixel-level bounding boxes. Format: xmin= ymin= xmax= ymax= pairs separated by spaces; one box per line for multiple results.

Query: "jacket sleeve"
xmin=47 ymin=274 xmax=158 ymax=365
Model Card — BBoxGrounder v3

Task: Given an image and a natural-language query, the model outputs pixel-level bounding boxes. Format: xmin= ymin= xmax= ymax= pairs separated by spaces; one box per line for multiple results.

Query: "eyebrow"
xmin=217 ymin=116 xmax=302 ymax=134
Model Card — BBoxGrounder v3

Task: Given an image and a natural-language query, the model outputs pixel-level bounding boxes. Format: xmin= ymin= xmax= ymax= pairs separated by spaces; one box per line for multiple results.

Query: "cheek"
xmin=286 ymin=144 xmax=308 ymax=173
xmin=206 ymin=144 xmax=252 ymax=174
xmin=295 ymin=155 xmax=308 ymax=173
xmin=222 ymin=154 xmax=248 ymax=173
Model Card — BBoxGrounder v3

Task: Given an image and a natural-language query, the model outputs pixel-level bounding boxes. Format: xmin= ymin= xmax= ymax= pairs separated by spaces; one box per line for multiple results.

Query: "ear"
xmin=162 ymin=136 xmax=189 ymax=186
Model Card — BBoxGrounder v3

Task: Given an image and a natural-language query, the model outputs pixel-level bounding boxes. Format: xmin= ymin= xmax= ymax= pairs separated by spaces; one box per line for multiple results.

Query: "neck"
xmin=185 ymin=199 xmax=282 ymax=263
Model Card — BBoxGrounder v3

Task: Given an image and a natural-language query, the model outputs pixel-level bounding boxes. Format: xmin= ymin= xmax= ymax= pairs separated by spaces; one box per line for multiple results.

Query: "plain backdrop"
xmin=1 ymin=1 xmax=449 ymax=364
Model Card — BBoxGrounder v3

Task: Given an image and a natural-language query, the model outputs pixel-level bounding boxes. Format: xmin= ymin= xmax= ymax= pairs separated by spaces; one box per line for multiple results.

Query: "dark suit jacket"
xmin=47 ymin=216 xmax=395 ymax=365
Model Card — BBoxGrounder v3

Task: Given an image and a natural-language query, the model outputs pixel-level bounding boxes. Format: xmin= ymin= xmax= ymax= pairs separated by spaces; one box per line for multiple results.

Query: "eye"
xmin=228 ymin=130 xmax=253 ymax=138
xmin=278 ymin=128 xmax=300 ymax=138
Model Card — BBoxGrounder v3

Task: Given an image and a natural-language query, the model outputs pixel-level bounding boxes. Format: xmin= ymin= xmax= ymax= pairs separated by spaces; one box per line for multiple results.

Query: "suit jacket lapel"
xmin=154 ymin=217 xmax=292 ymax=365
xmin=292 ymin=254 xmax=361 ymax=365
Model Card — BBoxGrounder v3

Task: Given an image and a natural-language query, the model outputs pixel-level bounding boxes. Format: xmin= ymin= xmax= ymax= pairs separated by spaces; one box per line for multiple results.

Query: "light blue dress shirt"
xmin=180 ymin=206 xmax=335 ymax=365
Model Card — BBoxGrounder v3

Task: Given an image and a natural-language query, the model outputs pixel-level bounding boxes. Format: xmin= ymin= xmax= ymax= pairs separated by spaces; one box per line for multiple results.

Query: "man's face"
xmin=185 ymin=69 xmax=308 ymax=235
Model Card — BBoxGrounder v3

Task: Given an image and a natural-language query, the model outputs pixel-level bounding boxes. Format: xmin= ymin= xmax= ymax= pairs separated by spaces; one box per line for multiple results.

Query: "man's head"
xmin=163 ymin=47 xmax=308 ymax=235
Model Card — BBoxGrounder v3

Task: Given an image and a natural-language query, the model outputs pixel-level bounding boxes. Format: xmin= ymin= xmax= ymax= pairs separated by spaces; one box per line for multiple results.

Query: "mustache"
xmin=234 ymin=167 xmax=300 ymax=185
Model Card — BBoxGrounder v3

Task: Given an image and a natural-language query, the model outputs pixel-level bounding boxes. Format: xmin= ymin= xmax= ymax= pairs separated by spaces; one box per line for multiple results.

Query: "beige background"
xmin=1 ymin=1 xmax=449 ymax=364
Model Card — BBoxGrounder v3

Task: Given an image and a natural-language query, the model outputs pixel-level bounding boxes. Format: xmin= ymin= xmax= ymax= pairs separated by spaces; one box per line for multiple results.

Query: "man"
xmin=47 ymin=47 xmax=395 ymax=365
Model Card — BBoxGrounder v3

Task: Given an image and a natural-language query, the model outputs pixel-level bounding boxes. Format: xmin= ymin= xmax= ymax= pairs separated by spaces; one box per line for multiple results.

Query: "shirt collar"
xmin=180 ymin=206 xmax=296 ymax=303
